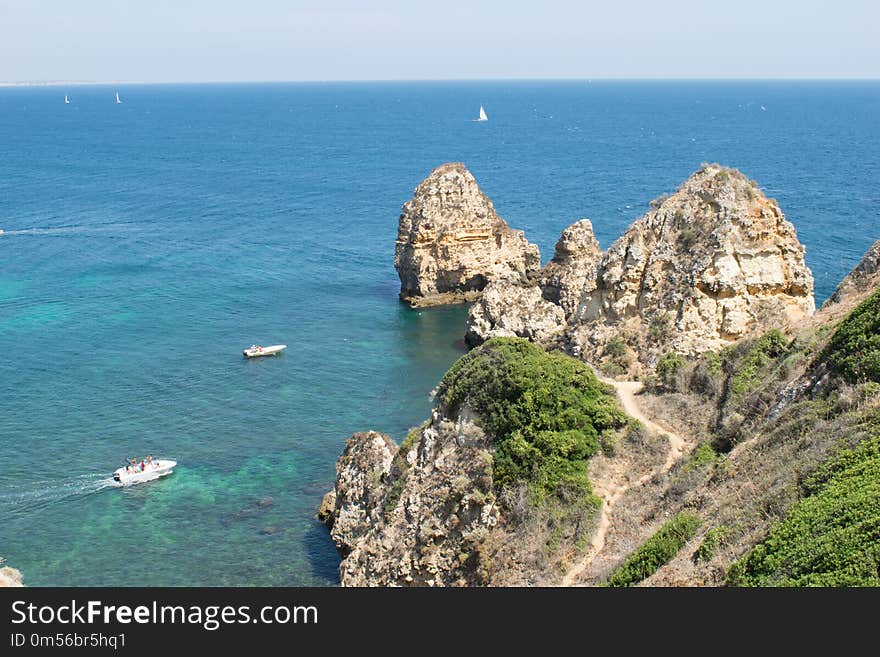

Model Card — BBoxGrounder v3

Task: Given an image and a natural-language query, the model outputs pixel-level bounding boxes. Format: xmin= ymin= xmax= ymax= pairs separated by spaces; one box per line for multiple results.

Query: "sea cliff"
xmin=322 ymin=164 xmax=879 ymax=587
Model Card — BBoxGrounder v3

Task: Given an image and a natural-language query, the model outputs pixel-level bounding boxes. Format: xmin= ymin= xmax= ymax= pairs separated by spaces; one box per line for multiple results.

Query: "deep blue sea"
xmin=1 ymin=81 xmax=878 ymax=585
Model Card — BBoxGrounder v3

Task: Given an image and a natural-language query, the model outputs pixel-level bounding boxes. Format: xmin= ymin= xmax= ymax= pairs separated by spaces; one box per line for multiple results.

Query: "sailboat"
xmin=115 ymin=92 xmax=122 ymax=104
xmin=477 ymin=105 xmax=488 ymax=122
xmin=64 ymin=95 xmax=70 ymax=104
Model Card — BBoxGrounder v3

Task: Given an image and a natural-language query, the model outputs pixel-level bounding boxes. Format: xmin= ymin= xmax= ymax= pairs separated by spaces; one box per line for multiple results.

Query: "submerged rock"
xmin=394 ymin=163 xmax=540 ymax=307
xmin=0 ymin=558 xmax=23 ymax=587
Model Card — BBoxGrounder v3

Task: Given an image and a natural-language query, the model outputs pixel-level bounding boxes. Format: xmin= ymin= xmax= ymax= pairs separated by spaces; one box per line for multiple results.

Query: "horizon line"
xmin=2 ymin=76 xmax=879 ymax=88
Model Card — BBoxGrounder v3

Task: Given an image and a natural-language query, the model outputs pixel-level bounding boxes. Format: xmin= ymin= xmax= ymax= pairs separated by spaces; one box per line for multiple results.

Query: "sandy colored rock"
xmin=0 ymin=558 xmax=23 ymax=587
xmin=466 ymin=279 xmax=565 ymax=347
xmin=325 ymin=431 xmax=397 ymax=553
xmin=540 ymin=219 xmax=603 ymax=319
xmin=395 ymin=163 xmax=540 ymax=307
xmin=322 ymin=411 xmax=500 ymax=586
xmin=824 ymin=238 xmax=880 ymax=307
xmin=569 ymin=164 xmax=814 ymax=374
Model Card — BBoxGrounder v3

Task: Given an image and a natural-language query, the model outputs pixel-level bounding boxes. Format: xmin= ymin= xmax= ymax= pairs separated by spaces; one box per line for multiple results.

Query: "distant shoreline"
xmin=0 ymin=81 xmax=140 ymax=88
xmin=1 ymin=77 xmax=878 ymax=89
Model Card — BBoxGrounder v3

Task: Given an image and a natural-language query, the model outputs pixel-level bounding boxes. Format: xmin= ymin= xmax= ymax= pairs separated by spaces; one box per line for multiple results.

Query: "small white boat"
xmin=64 ymin=95 xmax=70 ymax=104
xmin=243 ymin=344 xmax=287 ymax=358
xmin=115 ymin=92 xmax=122 ymax=104
xmin=113 ymin=459 xmax=176 ymax=485
xmin=477 ymin=104 xmax=488 ymax=122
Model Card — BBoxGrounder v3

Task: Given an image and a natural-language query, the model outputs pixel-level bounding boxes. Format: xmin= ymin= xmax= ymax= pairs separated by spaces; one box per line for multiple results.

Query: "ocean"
xmin=0 ymin=80 xmax=877 ymax=585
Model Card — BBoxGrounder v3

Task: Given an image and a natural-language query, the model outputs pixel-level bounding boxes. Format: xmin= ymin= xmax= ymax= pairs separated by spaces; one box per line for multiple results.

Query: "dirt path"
xmin=561 ymin=379 xmax=686 ymax=586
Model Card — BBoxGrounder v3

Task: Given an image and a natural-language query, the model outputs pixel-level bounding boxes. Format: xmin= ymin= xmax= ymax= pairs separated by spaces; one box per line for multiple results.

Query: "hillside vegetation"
xmin=439 ymin=337 xmax=629 ymax=503
xmin=625 ymin=287 xmax=880 ymax=586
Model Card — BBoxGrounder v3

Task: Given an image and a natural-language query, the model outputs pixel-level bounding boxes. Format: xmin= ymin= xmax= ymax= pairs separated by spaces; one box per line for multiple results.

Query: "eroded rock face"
xmin=570 ymin=165 xmax=814 ymax=371
xmin=465 ymin=279 xmax=565 ymax=347
xmin=395 ymin=163 xmax=540 ymax=307
xmin=824 ymin=239 xmax=880 ymax=307
xmin=464 ymin=219 xmax=600 ymax=347
xmin=327 ymin=431 xmax=397 ymax=553
xmin=322 ymin=412 xmax=499 ymax=586
xmin=463 ymin=165 xmax=816 ymax=375
xmin=540 ymin=219 xmax=603 ymax=320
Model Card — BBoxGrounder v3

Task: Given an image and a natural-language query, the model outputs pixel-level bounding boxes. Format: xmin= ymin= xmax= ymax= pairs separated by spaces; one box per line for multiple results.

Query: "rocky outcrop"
xmin=465 ymin=279 xmax=565 ymax=347
xmin=322 ymin=412 xmax=499 ymax=586
xmin=464 ymin=164 xmax=816 ymax=375
xmin=824 ymin=238 xmax=880 ymax=307
xmin=465 ymin=219 xmax=600 ymax=347
xmin=325 ymin=431 xmax=397 ymax=552
xmin=570 ymin=164 xmax=814 ymax=372
xmin=540 ymin=219 xmax=603 ymax=319
xmin=395 ymin=163 xmax=541 ymax=307
xmin=0 ymin=558 xmax=23 ymax=587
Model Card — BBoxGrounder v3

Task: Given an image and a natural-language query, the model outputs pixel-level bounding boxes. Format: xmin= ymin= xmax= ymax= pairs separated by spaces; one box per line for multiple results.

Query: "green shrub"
xmin=605 ymin=336 xmax=627 ymax=359
xmin=695 ymin=526 xmax=731 ymax=562
xmin=438 ymin=338 xmax=628 ymax=503
xmin=727 ymin=430 xmax=880 ymax=586
xmin=825 ymin=287 xmax=880 ymax=383
xmin=655 ymin=353 xmax=685 ymax=391
xmin=648 ymin=313 xmax=674 ymax=343
xmin=683 ymin=441 xmax=720 ymax=473
xmin=608 ymin=511 xmax=701 ymax=586
xmin=726 ymin=329 xmax=790 ymax=400
xmin=702 ymin=351 xmax=722 ymax=376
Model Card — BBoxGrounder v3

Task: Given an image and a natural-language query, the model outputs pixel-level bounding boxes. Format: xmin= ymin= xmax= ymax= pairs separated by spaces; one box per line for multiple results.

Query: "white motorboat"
xmin=113 ymin=459 xmax=176 ymax=485
xmin=243 ymin=344 xmax=287 ymax=358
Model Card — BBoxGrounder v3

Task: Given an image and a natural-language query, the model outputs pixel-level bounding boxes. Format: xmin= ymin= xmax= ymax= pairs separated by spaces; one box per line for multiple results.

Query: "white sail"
xmin=478 ymin=105 xmax=488 ymax=121
xmin=64 ymin=95 xmax=70 ymax=104
xmin=115 ymin=92 xmax=122 ymax=104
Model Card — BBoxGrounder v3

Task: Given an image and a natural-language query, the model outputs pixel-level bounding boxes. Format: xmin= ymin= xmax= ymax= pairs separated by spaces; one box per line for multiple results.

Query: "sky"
xmin=1 ymin=0 xmax=877 ymax=82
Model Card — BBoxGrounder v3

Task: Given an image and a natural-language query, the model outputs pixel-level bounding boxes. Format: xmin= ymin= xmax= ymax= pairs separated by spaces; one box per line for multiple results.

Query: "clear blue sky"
xmin=1 ymin=0 xmax=877 ymax=82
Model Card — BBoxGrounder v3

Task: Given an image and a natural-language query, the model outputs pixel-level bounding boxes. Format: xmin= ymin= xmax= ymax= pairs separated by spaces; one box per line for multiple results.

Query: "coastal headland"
xmin=321 ymin=162 xmax=880 ymax=587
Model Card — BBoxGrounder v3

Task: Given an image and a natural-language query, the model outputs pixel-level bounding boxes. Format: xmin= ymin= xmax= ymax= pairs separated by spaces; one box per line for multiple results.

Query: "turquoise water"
xmin=1 ymin=81 xmax=878 ymax=585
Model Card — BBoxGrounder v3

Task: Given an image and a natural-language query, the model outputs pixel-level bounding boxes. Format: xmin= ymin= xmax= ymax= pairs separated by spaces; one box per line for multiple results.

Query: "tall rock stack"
xmin=570 ymin=164 xmax=815 ymax=369
xmin=394 ymin=163 xmax=541 ymax=307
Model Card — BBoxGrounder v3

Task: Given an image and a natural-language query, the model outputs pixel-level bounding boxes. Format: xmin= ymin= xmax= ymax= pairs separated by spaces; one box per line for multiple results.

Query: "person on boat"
xmin=147 ymin=455 xmax=154 ymax=467
xmin=141 ymin=459 xmax=146 ymax=472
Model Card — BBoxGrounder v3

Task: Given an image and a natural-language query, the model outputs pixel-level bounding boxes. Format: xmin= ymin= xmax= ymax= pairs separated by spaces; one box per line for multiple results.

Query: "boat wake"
xmin=0 ymin=222 xmax=140 ymax=237
xmin=0 ymin=473 xmax=117 ymax=516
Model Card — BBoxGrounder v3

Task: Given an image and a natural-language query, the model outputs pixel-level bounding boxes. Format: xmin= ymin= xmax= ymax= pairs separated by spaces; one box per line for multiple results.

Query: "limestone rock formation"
xmin=395 ymin=163 xmax=541 ymax=307
xmin=325 ymin=431 xmax=396 ymax=552
xmin=464 ymin=164 xmax=816 ymax=376
xmin=0 ymin=557 xmax=23 ymax=587
xmin=569 ymin=164 xmax=814 ymax=372
xmin=540 ymin=219 xmax=603 ymax=319
xmin=322 ymin=411 xmax=499 ymax=586
xmin=824 ymin=238 xmax=880 ymax=307
xmin=465 ymin=279 xmax=565 ymax=347
xmin=464 ymin=219 xmax=600 ymax=347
